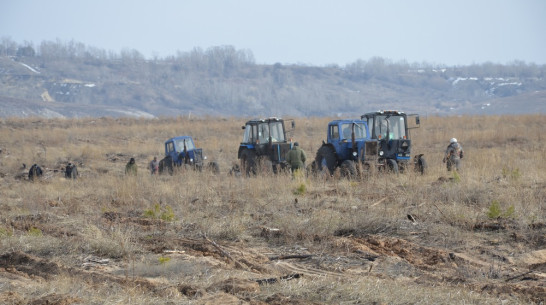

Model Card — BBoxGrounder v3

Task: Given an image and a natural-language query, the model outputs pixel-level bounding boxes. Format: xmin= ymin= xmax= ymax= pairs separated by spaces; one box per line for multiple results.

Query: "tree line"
xmin=1 ymin=37 xmax=545 ymax=117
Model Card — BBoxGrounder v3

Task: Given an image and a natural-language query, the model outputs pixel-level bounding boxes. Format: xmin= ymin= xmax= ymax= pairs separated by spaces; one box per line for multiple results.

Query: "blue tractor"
xmin=361 ymin=110 xmax=426 ymax=174
xmin=238 ymin=117 xmax=295 ymax=175
xmin=158 ymin=136 xmax=219 ymax=174
xmin=313 ymin=119 xmax=379 ymax=177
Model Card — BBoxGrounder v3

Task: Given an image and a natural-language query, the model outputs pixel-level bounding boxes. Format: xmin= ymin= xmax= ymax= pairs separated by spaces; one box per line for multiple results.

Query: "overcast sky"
xmin=1 ymin=0 xmax=545 ymax=66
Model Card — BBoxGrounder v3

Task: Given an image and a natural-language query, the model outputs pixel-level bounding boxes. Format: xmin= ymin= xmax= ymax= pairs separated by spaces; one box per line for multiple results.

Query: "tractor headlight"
xmin=190 ymin=158 xmax=194 ymax=162
xmin=352 ymin=152 xmax=357 ymax=157
xmin=379 ymin=151 xmax=384 ymax=156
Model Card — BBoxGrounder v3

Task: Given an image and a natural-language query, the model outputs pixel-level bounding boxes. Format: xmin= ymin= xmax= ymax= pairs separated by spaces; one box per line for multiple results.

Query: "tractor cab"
xmin=238 ymin=117 xmax=295 ymax=174
xmin=326 ymin=120 xmax=371 ymax=161
xmin=164 ymin=136 xmax=205 ymax=167
xmin=361 ymin=110 xmax=422 ymax=171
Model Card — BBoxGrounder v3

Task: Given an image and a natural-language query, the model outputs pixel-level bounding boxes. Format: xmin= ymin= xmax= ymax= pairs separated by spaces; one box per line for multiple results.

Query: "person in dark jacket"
xmin=65 ymin=162 xmax=78 ymax=179
xmin=443 ymin=138 xmax=464 ymax=171
xmin=285 ymin=142 xmax=307 ymax=174
xmin=125 ymin=157 xmax=138 ymax=175
xmin=28 ymin=164 xmax=43 ymax=181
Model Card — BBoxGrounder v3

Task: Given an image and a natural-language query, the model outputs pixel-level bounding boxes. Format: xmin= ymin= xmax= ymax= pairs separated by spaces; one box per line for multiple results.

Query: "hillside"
xmin=1 ymin=44 xmax=546 ymax=118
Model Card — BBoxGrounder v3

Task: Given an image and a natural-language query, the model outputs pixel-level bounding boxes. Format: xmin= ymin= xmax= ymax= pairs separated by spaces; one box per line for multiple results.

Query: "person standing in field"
xmin=286 ymin=142 xmax=307 ymax=175
xmin=125 ymin=157 xmax=138 ymax=175
xmin=149 ymin=156 xmax=159 ymax=175
xmin=443 ymin=138 xmax=464 ymax=171
xmin=65 ymin=162 xmax=78 ymax=179
xmin=28 ymin=164 xmax=43 ymax=181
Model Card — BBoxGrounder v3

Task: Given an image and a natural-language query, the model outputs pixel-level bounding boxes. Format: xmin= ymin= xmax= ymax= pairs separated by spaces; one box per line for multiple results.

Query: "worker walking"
xmin=286 ymin=142 xmax=307 ymax=176
xmin=443 ymin=138 xmax=464 ymax=171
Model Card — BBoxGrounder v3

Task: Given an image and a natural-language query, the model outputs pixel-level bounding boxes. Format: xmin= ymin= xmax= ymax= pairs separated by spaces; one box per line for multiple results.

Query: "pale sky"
xmin=1 ymin=0 xmax=545 ymax=66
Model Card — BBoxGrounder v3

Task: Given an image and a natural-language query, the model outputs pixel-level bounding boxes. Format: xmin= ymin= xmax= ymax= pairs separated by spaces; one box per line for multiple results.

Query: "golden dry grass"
xmin=0 ymin=114 xmax=545 ymax=304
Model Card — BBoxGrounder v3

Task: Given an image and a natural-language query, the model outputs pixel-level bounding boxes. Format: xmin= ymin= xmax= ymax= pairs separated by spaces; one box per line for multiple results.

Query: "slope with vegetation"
xmin=0 ymin=115 xmax=544 ymax=304
xmin=1 ymin=38 xmax=546 ymax=118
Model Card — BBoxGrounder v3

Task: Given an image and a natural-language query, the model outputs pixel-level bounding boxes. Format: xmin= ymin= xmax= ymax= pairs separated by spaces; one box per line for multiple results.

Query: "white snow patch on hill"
xmin=19 ymin=62 xmax=40 ymax=74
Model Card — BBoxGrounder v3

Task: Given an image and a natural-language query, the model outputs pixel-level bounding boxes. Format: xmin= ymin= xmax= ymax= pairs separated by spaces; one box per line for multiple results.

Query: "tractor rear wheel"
xmin=315 ymin=145 xmax=336 ymax=175
xmin=159 ymin=156 xmax=174 ymax=175
xmin=240 ymin=149 xmax=257 ymax=176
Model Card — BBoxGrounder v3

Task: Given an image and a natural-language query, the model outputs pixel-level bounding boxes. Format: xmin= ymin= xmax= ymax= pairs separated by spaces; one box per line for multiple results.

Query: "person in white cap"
xmin=443 ymin=138 xmax=464 ymax=171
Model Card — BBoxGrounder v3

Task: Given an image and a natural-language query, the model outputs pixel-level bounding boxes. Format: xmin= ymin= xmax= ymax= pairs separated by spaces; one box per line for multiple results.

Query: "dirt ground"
xmin=0 ymin=116 xmax=545 ymax=304
xmin=1 ymin=209 xmax=544 ymax=304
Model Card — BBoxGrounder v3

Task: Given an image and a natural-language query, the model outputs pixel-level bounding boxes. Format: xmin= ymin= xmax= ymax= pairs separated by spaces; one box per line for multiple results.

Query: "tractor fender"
xmin=319 ymin=143 xmax=338 ymax=159
xmin=238 ymin=145 xmax=254 ymax=159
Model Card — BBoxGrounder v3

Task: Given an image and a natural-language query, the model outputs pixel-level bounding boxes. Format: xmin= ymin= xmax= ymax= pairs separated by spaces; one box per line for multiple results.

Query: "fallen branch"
xmin=268 ymin=254 xmax=313 ymax=261
xmin=370 ymin=197 xmax=388 ymax=207
xmin=505 ymin=270 xmax=534 ymax=282
xmin=203 ymin=236 xmax=250 ymax=271
xmin=254 ymin=273 xmax=303 ymax=285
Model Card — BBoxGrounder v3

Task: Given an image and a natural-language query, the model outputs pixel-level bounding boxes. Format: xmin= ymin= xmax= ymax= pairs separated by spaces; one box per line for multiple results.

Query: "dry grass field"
xmin=0 ymin=115 xmax=545 ymax=305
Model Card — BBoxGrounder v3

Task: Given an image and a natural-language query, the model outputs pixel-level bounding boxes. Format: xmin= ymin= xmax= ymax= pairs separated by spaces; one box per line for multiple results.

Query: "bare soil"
xmin=1 ymin=209 xmax=544 ymax=304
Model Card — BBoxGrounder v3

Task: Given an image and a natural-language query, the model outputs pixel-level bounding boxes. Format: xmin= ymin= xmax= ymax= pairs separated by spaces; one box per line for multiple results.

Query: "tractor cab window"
xmin=269 ymin=121 xmax=285 ymax=142
xmin=374 ymin=116 xmax=406 ymax=140
xmin=354 ymin=123 xmax=366 ymax=138
xmin=242 ymin=124 xmax=257 ymax=143
xmin=242 ymin=125 xmax=251 ymax=143
xmin=340 ymin=123 xmax=366 ymax=139
xmin=176 ymin=139 xmax=195 ymax=152
xmin=329 ymin=125 xmax=339 ymax=140
xmin=258 ymin=123 xmax=269 ymax=144
xmin=166 ymin=142 xmax=175 ymax=153
xmin=390 ymin=116 xmax=406 ymax=139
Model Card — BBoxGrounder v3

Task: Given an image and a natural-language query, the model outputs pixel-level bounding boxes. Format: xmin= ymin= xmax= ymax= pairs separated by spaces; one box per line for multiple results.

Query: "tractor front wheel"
xmin=208 ymin=162 xmax=220 ymax=174
xmin=415 ymin=155 xmax=427 ymax=175
xmin=340 ymin=160 xmax=357 ymax=179
xmin=240 ymin=149 xmax=257 ymax=176
xmin=387 ymin=159 xmax=399 ymax=174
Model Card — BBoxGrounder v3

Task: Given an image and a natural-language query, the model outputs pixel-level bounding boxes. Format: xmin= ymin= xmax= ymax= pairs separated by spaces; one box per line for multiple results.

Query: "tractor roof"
xmin=245 ymin=117 xmax=284 ymax=124
xmin=328 ymin=119 xmax=367 ymax=125
xmin=166 ymin=136 xmax=193 ymax=143
xmin=362 ymin=110 xmax=406 ymax=116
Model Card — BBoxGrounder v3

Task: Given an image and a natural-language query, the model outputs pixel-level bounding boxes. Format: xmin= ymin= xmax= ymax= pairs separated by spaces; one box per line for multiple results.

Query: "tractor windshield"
xmin=341 ymin=123 xmax=366 ymax=139
xmin=243 ymin=121 xmax=286 ymax=144
xmin=257 ymin=121 xmax=285 ymax=143
xmin=268 ymin=121 xmax=285 ymax=142
xmin=374 ymin=115 xmax=406 ymax=140
xmin=176 ymin=139 xmax=195 ymax=152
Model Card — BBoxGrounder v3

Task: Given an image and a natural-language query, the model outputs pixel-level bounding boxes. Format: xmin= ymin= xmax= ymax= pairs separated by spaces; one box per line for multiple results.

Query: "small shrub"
xmin=503 ymin=205 xmax=515 ymax=218
xmin=158 ymin=256 xmax=171 ymax=264
xmin=487 ymin=200 xmax=502 ymax=219
xmin=502 ymin=167 xmax=521 ymax=180
xmin=487 ymin=200 xmax=515 ymax=219
xmin=0 ymin=227 xmax=13 ymax=237
xmin=27 ymin=227 xmax=43 ymax=237
xmin=293 ymin=183 xmax=306 ymax=195
xmin=143 ymin=203 xmax=175 ymax=221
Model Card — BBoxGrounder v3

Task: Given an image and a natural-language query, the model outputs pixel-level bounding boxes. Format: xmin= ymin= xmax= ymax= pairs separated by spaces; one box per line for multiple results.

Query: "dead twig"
xmin=370 ymin=197 xmax=388 ymax=207
xmin=254 ymin=273 xmax=303 ymax=285
xmin=268 ymin=254 xmax=313 ymax=261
